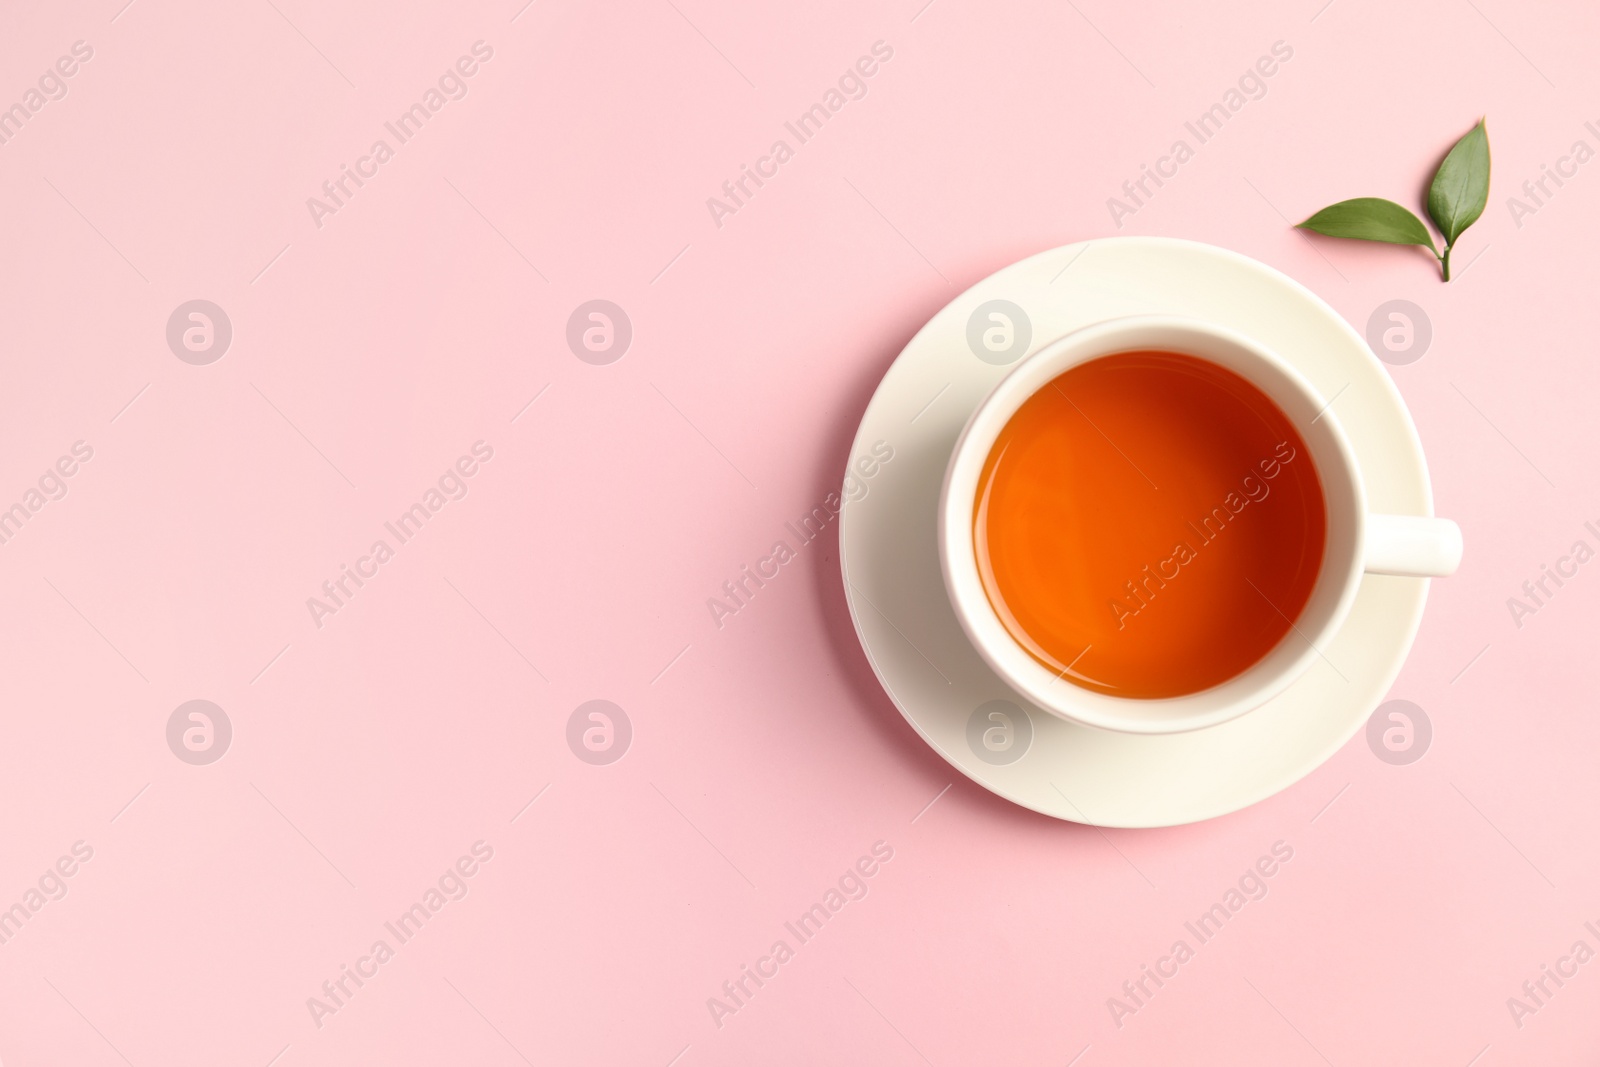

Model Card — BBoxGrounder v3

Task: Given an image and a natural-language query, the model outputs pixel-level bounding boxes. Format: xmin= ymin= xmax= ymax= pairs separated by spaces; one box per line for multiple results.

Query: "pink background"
xmin=2 ymin=0 xmax=1598 ymax=1062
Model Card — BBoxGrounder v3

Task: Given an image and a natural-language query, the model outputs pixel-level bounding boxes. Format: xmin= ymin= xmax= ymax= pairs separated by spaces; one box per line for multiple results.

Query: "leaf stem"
xmin=1441 ymin=243 xmax=1453 ymax=282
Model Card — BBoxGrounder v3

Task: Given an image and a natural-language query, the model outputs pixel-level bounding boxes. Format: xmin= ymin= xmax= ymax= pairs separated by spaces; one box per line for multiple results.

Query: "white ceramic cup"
xmin=939 ymin=316 xmax=1462 ymax=735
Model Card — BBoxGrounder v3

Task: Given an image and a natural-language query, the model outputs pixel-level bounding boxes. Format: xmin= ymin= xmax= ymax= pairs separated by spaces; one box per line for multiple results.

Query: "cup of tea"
xmin=938 ymin=316 xmax=1461 ymax=735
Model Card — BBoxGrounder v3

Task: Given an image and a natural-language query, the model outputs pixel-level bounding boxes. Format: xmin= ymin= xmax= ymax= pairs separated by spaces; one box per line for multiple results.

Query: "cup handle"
xmin=1364 ymin=514 xmax=1463 ymax=577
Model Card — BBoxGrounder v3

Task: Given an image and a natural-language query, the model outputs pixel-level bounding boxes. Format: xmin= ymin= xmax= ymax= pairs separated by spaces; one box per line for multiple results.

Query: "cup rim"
xmin=938 ymin=315 xmax=1368 ymax=734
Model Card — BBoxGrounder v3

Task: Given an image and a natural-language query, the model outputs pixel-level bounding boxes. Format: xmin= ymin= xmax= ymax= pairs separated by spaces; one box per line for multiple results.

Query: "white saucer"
xmin=839 ymin=237 xmax=1435 ymax=828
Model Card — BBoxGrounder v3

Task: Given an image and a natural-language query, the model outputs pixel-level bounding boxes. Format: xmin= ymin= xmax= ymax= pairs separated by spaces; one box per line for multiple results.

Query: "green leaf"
xmin=1296 ymin=198 xmax=1438 ymax=253
xmin=1427 ymin=118 xmax=1491 ymax=247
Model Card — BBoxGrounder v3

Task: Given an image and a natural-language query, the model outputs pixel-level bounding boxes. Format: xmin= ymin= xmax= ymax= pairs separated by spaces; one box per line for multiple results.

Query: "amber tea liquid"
xmin=973 ymin=350 xmax=1327 ymax=698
